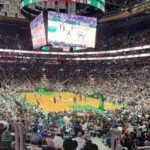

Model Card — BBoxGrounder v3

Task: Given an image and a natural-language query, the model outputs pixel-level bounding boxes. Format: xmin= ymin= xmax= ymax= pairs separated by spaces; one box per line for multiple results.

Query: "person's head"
xmin=84 ymin=143 xmax=98 ymax=150
xmin=72 ymin=140 xmax=78 ymax=150
xmin=45 ymin=147 xmax=57 ymax=150
xmin=33 ymin=127 xmax=38 ymax=133
xmin=0 ymin=123 xmax=4 ymax=128
xmin=86 ymin=140 xmax=92 ymax=145
xmin=50 ymin=133 xmax=55 ymax=139
xmin=63 ymin=139 xmax=75 ymax=150
xmin=77 ymin=131 xmax=83 ymax=137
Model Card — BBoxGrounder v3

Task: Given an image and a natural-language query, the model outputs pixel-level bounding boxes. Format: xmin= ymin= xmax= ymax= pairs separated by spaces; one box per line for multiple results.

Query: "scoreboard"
xmin=21 ymin=0 xmax=105 ymax=12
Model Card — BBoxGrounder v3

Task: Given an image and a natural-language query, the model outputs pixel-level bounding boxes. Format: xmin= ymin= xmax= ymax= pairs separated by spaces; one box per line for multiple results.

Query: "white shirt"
xmin=53 ymin=136 xmax=64 ymax=149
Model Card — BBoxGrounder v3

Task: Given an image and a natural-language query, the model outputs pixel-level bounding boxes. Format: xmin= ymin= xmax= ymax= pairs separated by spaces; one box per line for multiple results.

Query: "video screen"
xmin=22 ymin=0 xmax=105 ymax=10
xmin=47 ymin=11 xmax=97 ymax=48
xmin=30 ymin=12 xmax=46 ymax=49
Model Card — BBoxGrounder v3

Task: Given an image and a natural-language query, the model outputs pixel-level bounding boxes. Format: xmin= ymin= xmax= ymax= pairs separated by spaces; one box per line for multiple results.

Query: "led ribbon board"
xmin=21 ymin=0 xmax=105 ymax=12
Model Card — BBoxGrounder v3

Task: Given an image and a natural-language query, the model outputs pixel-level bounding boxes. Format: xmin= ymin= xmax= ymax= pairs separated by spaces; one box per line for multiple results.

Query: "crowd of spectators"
xmin=98 ymin=27 xmax=150 ymax=51
xmin=0 ymin=20 xmax=150 ymax=150
xmin=0 ymin=23 xmax=149 ymax=51
xmin=0 ymin=23 xmax=32 ymax=50
xmin=1 ymin=63 xmax=149 ymax=103
xmin=0 ymin=63 xmax=149 ymax=106
xmin=0 ymin=62 xmax=149 ymax=149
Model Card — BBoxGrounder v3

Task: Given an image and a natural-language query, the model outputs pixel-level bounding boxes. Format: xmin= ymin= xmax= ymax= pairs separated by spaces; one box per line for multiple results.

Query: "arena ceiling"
xmin=0 ymin=0 xmax=148 ymax=22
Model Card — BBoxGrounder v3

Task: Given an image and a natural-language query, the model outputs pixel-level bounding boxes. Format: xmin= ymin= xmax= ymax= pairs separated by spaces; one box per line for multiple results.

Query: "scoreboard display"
xmin=22 ymin=0 xmax=105 ymax=12
xmin=30 ymin=11 xmax=97 ymax=49
xmin=47 ymin=11 xmax=97 ymax=48
xmin=30 ymin=12 xmax=46 ymax=49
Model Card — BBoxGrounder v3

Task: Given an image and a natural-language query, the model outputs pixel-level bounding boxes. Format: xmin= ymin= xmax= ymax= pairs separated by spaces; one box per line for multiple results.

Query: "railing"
xmin=111 ymin=129 xmax=121 ymax=150
xmin=136 ymin=146 xmax=150 ymax=149
xmin=13 ymin=122 xmax=24 ymax=150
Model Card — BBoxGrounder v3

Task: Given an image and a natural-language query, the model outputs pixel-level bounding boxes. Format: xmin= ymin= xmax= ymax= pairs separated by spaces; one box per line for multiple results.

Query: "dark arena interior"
xmin=0 ymin=0 xmax=150 ymax=150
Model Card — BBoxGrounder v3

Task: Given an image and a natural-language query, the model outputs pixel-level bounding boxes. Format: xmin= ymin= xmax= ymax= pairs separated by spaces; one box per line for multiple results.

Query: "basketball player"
xmin=59 ymin=23 xmax=62 ymax=31
xmin=59 ymin=94 xmax=62 ymax=102
xmin=63 ymin=25 xmax=65 ymax=32
xmin=113 ymin=98 xmax=115 ymax=106
xmin=79 ymin=94 xmax=82 ymax=102
xmin=34 ymin=94 xmax=36 ymax=99
xmin=40 ymin=94 xmax=43 ymax=102
xmin=37 ymin=100 xmax=40 ymax=108
xmin=84 ymin=94 xmax=87 ymax=102
xmin=73 ymin=95 xmax=77 ymax=104
xmin=24 ymin=94 xmax=26 ymax=100
xmin=53 ymin=96 xmax=56 ymax=104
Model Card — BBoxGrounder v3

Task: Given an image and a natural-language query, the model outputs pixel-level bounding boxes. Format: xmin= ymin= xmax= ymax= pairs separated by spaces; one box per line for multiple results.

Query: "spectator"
xmin=73 ymin=131 xmax=86 ymax=150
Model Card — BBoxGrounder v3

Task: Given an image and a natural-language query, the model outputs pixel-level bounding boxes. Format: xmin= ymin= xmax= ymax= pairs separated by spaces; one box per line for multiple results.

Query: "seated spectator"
xmin=0 ymin=124 xmax=7 ymax=141
xmin=30 ymin=127 xmax=42 ymax=146
xmin=53 ymin=133 xmax=64 ymax=149
xmin=73 ymin=131 xmax=86 ymax=150
xmin=74 ymin=121 xmax=83 ymax=136
xmin=43 ymin=146 xmax=57 ymax=150
xmin=1 ymin=128 xmax=12 ymax=142
xmin=45 ymin=133 xmax=55 ymax=148
xmin=72 ymin=140 xmax=78 ymax=150
xmin=83 ymin=143 xmax=98 ymax=150
xmin=63 ymin=139 xmax=78 ymax=150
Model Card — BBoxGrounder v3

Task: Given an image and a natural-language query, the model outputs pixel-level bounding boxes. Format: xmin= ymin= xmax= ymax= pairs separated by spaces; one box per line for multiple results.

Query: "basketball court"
xmin=20 ymin=91 xmax=123 ymax=113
